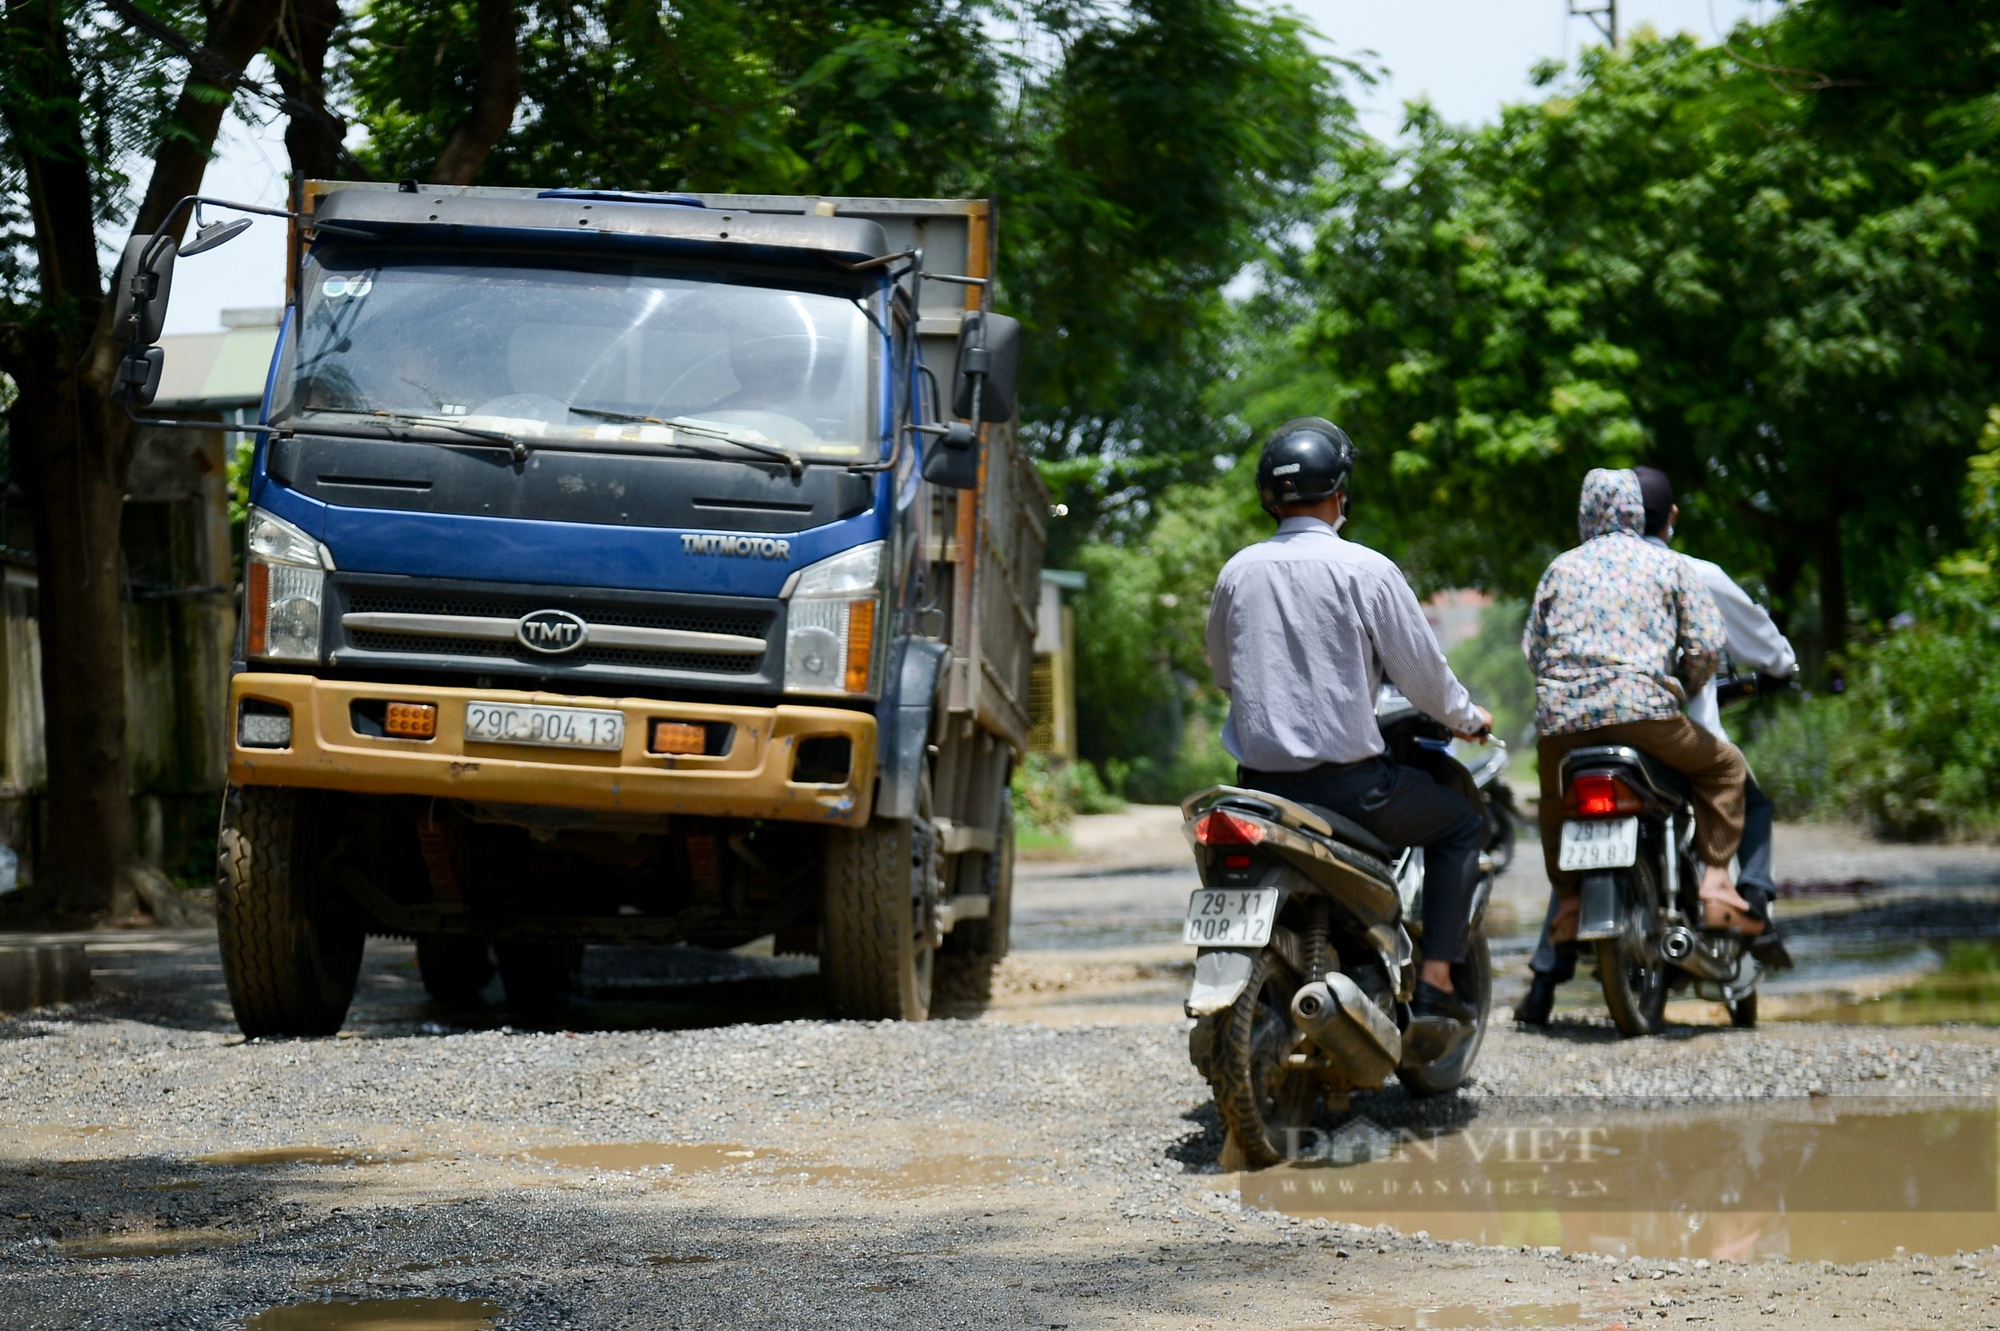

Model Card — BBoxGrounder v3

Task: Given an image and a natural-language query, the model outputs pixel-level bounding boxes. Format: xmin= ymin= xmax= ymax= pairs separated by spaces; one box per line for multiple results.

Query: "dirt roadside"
xmin=3 ymin=810 xmax=1999 ymax=1329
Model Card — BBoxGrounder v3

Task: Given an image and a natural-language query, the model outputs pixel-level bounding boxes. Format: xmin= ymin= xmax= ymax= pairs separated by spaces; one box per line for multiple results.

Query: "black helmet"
xmin=1255 ymin=417 xmax=1356 ymax=516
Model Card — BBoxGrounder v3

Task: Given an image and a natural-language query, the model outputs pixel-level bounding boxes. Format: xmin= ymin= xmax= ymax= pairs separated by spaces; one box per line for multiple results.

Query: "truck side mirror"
xmin=921 ymin=420 xmax=980 ymax=490
xmin=112 ymin=232 xmax=178 ymax=348
xmin=951 ymin=311 xmax=1021 ymax=426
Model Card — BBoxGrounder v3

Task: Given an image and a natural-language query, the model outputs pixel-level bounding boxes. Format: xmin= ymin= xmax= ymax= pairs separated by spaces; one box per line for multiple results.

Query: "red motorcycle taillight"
xmin=1565 ymin=773 xmax=1644 ymax=817
xmin=1194 ymin=810 xmax=1266 ymax=845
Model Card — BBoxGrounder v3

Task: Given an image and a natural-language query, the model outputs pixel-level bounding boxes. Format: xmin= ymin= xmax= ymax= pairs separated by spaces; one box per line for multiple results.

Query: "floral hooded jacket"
xmin=1522 ymin=468 xmax=1726 ymax=736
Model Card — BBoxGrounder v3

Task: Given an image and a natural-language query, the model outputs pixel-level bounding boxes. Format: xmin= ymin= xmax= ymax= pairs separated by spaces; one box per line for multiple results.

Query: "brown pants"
xmin=1537 ymin=716 xmax=1747 ymax=895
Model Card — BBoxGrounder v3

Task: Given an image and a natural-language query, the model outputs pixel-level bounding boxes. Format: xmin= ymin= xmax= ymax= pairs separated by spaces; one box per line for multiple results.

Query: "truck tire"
xmin=822 ymin=815 xmax=941 ymax=1021
xmin=496 ymin=942 xmax=573 ymax=1018
xmin=417 ymin=935 xmax=494 ymax=1007
xmin=216 ymin=785 xmax=363 ymax=1038
xmin=947 ymin=791 xmax=1014 ymax=963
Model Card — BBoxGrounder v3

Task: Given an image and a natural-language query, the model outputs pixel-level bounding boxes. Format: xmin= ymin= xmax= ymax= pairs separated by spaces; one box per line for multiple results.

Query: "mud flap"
xmin=1576 ymin=872 xmax=1621 ymax=941
xmin=1185 ymin=948 xmax=1258 ymax=1018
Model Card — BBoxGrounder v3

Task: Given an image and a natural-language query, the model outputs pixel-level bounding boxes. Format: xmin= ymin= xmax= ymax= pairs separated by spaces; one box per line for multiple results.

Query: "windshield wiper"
xmin=568 ymin=405 xmax=804 ymax=478
xmin=281 ymin=408 xmax=532 ymax=458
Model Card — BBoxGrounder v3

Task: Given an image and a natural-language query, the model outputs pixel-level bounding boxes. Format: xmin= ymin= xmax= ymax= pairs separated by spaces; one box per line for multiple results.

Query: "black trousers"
xmin=1236 ymin=756 xmax=1484 ymax=965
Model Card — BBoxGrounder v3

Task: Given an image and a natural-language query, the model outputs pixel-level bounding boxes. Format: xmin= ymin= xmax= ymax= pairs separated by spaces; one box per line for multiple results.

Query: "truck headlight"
xmin=783 ymin=542 xmax=884 ymax=696
xmin=245 ymin=507 xmax=327 ymax=662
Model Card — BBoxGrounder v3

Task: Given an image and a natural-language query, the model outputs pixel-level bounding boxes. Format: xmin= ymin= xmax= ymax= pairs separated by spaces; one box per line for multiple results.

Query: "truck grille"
xmin=326 ymin=576 xmax=782 ymax=690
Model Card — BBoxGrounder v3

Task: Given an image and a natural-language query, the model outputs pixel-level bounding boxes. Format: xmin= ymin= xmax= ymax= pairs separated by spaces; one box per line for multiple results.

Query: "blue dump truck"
xmin=114 ymin=185 xmax=1045 ymax=1034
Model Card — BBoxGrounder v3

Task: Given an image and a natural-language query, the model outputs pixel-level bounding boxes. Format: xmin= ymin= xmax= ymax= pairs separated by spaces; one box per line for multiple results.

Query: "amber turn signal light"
xmin=384 ymin=702 xmax=437 ymax=739
xmin=843 ymin=598 xmax=876 ymax=693
xmin=651 ymin=721 xmax=707 ymax=755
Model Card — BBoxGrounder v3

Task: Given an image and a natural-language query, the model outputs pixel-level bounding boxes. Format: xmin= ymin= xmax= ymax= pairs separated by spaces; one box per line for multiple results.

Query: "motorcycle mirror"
xmin=111 ymin=232 xmax=177 ymax=347
xmin=181 ymin=216 xmax=252 ymax=256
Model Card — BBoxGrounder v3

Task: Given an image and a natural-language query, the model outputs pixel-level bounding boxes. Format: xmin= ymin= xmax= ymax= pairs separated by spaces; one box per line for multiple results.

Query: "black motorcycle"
xmin=1557 ymin=745 xmax=1761 ymax=1034
xmin=1181 ymin=687 xmax=1496 ymax=1168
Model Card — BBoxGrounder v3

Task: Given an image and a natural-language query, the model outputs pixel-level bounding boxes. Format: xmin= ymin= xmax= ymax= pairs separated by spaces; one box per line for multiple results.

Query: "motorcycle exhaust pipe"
xmin=1291 ymin=974 xmax=1401 ymax=1088
xmin=1660 ymin=925 xmax=1741 ymax=984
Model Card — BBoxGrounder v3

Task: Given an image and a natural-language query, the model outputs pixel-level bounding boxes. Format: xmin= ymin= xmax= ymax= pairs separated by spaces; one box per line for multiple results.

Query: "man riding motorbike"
xmin=1517 ymin=467 xmax=1794 ymax=1023
xmin=1521 ymin=468 xmax=1754 ymax=966
xmin=1205 ymin=417 xmax=1494 ymax=1036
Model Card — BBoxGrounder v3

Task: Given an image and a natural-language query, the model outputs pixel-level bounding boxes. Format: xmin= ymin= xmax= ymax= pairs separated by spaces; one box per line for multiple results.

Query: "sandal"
xmin=1700 ymin=896 xmax=1767 ymax=937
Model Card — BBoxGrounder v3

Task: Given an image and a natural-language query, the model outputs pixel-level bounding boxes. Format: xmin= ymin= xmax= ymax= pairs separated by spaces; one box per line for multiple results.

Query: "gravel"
xmin=4 ymin=905 xmax=2000 ymax=1327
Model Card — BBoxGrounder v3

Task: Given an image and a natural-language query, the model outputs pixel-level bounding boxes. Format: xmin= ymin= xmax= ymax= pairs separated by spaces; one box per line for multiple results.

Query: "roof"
xmin=156 ymin=310 xmax=280 ymax=410
xmin=311 ymin=186 xmax=896 ymax=268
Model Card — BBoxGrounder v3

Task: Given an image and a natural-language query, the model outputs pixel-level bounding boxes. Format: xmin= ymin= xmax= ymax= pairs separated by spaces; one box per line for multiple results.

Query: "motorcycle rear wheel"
xmin=1207 ymin=950 xmax=1317 ymax=1170
xmin=1399 ymin=926 xmax=1493 ymax=1096
xmin=1595 ymin=857 xmax=1670 ymax=1036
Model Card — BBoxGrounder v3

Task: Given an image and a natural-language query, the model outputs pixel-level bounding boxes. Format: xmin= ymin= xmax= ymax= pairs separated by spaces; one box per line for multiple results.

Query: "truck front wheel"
xmin=216 ymin=786 xmax=363 ymax=1038
xmin=822 ymin=815 xmax=942 ymax=1021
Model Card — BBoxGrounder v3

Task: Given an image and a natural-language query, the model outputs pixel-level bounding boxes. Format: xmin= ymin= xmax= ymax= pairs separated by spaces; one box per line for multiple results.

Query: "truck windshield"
xmin=276 ymin=248 xmax=879 ymax=458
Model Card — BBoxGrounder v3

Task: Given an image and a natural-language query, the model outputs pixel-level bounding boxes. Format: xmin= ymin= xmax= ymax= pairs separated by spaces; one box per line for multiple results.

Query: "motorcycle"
xmin=1181 ymin=686 xmax=1496 ymax=1169
xmin=1557 ymin=740 xmax=1761 ymax=1035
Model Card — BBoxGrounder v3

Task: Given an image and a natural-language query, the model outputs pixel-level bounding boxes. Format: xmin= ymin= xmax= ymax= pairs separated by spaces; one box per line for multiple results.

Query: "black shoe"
xmin=1749 ymin=934 xmax=1794 ymax=971
xmin=1411 ymin=979 xmax=1476 ymax=1025
xmin=1403 ymin=980 xmax=1476 ymax=1063
xmin=1515 ymin=973 xmax=1559 ymax=1026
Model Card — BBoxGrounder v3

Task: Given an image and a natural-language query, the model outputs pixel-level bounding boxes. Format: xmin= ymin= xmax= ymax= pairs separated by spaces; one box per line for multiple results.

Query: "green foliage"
xmin=348 ymin=0 xmax=997 ymax=195
xmin=1244 ymin=11 xmax=2000 ymax=643
xmin=1010 ymin=752 xmax=1123 ymax=833
xmin=1446 ymin=600 xmax=1535 ymax=749
xmin=1746 ymin=407 xmax=2000 ymax=837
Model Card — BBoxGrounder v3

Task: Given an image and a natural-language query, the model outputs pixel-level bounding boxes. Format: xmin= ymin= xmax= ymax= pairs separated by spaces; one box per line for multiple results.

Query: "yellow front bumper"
xmin=227 ymin=674 xmax=876 ymax=827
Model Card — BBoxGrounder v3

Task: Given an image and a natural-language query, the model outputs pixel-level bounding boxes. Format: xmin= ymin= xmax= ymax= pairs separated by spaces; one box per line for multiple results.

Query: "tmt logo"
xmin=516 ymin=608 xmax=587 ymax=654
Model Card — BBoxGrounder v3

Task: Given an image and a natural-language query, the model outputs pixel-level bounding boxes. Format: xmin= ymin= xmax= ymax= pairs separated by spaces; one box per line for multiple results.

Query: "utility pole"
xmin=1570 ymin=0 xmax=1616 ymax=45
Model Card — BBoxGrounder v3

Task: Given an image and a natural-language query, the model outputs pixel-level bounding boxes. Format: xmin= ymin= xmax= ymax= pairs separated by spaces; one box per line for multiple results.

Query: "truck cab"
xmin=197 ymin=184 xmax=1043 ymax=1034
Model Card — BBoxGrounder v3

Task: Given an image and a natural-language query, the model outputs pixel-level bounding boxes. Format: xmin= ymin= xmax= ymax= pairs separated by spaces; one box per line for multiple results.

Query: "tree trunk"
xmin=0 ymin=0 xmax=283 ymax=918
xmin=430 ymin=0 xmax=522 ymax=185
xmin=272 ymin=0 xmax=349 ymax=183
xmin=7 ymin=384 xmax=141 ymax=917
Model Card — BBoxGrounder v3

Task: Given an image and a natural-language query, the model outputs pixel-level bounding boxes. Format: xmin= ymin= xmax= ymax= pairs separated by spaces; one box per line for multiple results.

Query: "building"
xmin=1027 ymin=569 xmax=1084 ymax=761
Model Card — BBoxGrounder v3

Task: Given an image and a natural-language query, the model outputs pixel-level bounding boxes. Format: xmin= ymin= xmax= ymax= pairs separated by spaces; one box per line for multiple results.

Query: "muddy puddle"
xmin=199 ymin=1146 xmax=425 ymax=1168
xmin=1329 ymin=1305 xmax=1590 ymax=1329
xmin=1776 ymin=939 xmax=2000 ymax=1025
xmin=1242 ymin=1098 xmax=2000 ymax=1261
xmin=61 ymin=1227 xmax=248 ymax=1259
xmin=244 ymin=1296 xmax=502 ymax=1329
xmin=522 ymin=1141 xmax=1018 ymax=1191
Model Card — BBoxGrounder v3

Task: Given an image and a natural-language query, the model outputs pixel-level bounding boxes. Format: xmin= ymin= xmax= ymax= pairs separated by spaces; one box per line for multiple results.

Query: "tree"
xmin=1245 ymin=14 xmax=2000 ymax=661
xmin=0 ymin=0 xmax=282 ymax=918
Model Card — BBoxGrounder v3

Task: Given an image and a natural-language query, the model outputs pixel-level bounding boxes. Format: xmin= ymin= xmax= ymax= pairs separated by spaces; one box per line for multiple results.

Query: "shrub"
xmin=1011 ymin=754 xmax=1126 ymax=833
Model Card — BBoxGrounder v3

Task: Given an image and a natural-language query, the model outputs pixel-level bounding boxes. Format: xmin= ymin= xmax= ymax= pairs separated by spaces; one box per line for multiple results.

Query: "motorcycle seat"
xmin=1563 ymin=744 xmax=1693 ymax=805
xmin=1295 ymin=803 xmax=1397 ymax=862
xmin=1632 ymin=750 xmax=1693 ymax=803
